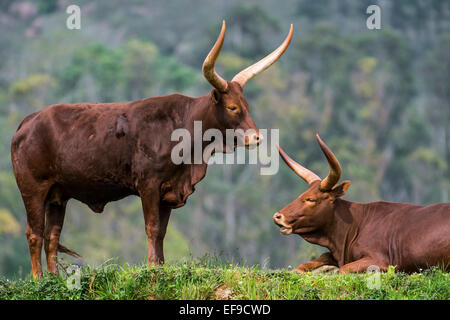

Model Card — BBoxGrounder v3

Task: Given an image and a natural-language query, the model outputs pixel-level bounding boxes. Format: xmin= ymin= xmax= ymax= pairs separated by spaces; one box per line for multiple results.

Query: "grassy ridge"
xmin=0 ymin=259 xmax=448 ymax=300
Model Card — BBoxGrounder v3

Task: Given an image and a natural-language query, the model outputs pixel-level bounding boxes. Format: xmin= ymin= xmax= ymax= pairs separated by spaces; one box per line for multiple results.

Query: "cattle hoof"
xmin=310 ymin=265 xmax=339 ymax=274
xmin=147 ymin=258 xmax=164 ymax=267
xmin=295 ymin=267 xmax=308 ymax=274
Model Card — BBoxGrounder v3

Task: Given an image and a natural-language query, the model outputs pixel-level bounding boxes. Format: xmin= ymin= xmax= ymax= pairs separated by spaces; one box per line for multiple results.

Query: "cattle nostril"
xmin=274 ymin=213 xmax=282 ymax=220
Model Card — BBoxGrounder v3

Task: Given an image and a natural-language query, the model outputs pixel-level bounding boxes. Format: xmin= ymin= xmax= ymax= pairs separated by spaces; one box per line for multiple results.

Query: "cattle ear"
xmin=211 ymin=89 xmax=221 ymax=104
xmin=330 ymin=180 xmax=351 ymax=198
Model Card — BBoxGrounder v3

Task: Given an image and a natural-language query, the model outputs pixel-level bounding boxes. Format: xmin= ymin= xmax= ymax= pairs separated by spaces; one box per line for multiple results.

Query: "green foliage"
xmin=0 ymin=0 xmax=448 ymax=279
xmin=56 ymin=39 xmax=198 ymax=103
xmin=9 ymin=74 xmax=55 ymax=110
xmin=226 ymin=3 xmax=280 ymax=58
xmin=35 ymin=0 xmax=58 ymax=14
xmin=0 ymin=208 xmax=20 ymax=236
xmin=122 ymin=40 xmax=158 ymax=99
xmin=58 ymin=44 xmax=124 ymax=102
xmin=0 ymin=260 xmax=448 ymax=300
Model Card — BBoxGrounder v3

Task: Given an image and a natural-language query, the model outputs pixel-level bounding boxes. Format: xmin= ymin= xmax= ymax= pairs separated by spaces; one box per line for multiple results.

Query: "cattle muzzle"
xmin=273 ymin=212 xmax=292 ymax=235
xmin=244 ymin=131 xmax=263 ymax=149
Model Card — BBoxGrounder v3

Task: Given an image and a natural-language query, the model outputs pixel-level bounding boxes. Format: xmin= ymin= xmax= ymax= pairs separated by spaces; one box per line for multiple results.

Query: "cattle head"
xmin=202 ymin=21 xmax=293 ymax=149
xmin=273 ymin=134 xmax=351 ymax=235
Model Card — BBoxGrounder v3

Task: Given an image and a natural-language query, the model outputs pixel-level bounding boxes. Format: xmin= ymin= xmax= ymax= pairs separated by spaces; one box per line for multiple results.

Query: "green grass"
xmin=0 ymin=258 xmax=448 ymax=300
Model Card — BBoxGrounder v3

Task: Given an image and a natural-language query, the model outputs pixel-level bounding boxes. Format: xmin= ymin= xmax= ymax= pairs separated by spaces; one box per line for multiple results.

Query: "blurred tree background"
xmin=0 ymin=0 xmax=449 ymax=278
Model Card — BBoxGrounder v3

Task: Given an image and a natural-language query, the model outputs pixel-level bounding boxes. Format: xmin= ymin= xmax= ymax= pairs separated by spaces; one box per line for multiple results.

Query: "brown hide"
xmin=11 ymin=85 xmax=255 ymax=277
xmin=11 ymin=22 xmax=293 ymax=278
xmin=274 ymin=136 xmax=450 ymax=273
xmin=16 ymin=84 xmax=263 ymax=206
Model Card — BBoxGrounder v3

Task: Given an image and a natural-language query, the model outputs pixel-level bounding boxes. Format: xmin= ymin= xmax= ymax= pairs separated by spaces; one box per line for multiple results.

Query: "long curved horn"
xmin=231 ymin=24 xmax=293 ymax=88
xmin=277 ymin=144 xmax=321 ymax=185
xmin=202 ymin=20 xmax=229 ymax=92
xmin=316 ymin=134 xmax=342 ymax=191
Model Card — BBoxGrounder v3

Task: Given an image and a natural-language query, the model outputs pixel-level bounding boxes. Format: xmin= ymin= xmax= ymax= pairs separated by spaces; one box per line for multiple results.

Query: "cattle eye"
xmin=226 ymin=105 xmax=239 ymax=112
xmin=305 ymin=198 xmax=317 ymax=203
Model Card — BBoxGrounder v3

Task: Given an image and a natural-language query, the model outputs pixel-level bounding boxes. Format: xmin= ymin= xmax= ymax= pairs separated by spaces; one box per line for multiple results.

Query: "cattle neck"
xmin=186 ymin=94 xmax=225 ymax=148
xmin=189 ymin=93 xmax=218 ymax=125
xmin=306 ymin=199 xmax=366 ymax=265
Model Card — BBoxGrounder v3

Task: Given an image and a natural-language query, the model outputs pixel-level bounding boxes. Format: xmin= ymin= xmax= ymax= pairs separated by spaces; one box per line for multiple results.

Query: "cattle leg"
xmin=155 ymin=206 xmax=172 ymax=264
xmin=296 ymin=252 xmax=338 ymax=273
xmin=44 ymin=201 xmax=66 ymax=274
xmin=339 ymin=258 xmax=387 ymax=274
xmin=22 ymin=193 xmax=48 ymax=279
xmin=139 ymin=186 xmax=164 ymax=266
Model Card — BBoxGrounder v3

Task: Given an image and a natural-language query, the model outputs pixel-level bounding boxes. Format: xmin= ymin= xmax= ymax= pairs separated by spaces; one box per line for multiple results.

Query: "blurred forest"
xmin=0 ymin=0 xmax=449 ymax=278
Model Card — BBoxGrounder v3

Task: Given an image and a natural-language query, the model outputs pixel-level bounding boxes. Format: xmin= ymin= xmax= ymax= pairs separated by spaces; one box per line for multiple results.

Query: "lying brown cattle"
xmin=273 ymin=134 xmax=450 ymax=273
xmin=11 ymin=21 xmax=293 ymax=278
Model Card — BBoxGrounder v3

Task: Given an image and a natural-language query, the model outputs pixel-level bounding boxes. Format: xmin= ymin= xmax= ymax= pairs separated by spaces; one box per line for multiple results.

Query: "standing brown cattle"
xmin=273 ymin=134 xmax=450 ymax=273
xmin=11 ymin=21 xmax=293 ymax=278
